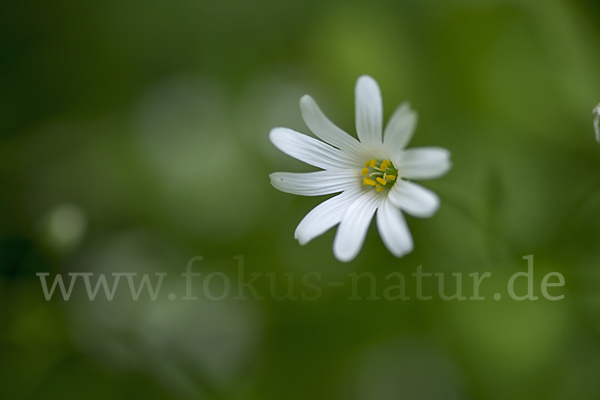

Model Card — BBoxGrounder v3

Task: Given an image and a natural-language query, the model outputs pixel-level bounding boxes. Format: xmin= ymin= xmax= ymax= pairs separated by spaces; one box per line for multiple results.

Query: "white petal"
xmin=270 ymin=170 xmax=360 ymax=196
xmin=294 ymin=188 xmax=363 ymax=245
xmin=387 ymin=180 xmax=440 ymax=218
xmin=269 ymin=127 xmax=358 ymax=170
xmin=333 ymin=190 xmax=383 ymax=262
xmin=594 ymin=113 xmax=600 ymax=143
xmin=355 ymin=75 xmax=383 ymax=148
xmin=300 ymin=95 xmax=366 ymax=159
xmin=394 ymin=147 xmax=451 ymax=180
xmin=376 ymin=199 xmax=414 ymax=257
xmin=383 ymin=102 xmax=417 ymax=153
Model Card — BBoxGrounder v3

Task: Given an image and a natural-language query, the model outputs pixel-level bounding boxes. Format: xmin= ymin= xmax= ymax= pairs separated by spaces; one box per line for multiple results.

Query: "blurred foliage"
xmin=2 ymin=0 xmax=600 ymax=399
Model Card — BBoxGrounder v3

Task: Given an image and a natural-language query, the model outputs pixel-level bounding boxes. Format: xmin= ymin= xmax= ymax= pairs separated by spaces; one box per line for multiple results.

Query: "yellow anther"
xmin=376 ymin=186 xmax=384 ymax=192
xmin=365 ymin=160 xmax=371 ymax=167
xmin=380 ymin=160 xmax=389 ymax=171
xmin=363 ymin=178 xmax=376 ymax=186
xmin=369 ymin=159 xmax=376 ymax=167
xmin=376 ymin=177 xmax=387 ymax=185
xmin=362 ymin=167 xmax=369 ymax=176
xmin=386 ymin=175 xmax=396 ymax=181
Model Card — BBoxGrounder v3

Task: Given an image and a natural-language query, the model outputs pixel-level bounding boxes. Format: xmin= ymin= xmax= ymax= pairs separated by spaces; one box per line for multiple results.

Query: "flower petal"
xmin=300 ymin=95 xmax=366 ymax=159
xmin=594 ymin=111 xmax=600 ymax=143
xmin=387 ymin=180 xmax=440 ymax=218
xmin=383 ymin=102 xmax=417 ymax=153
xmin=394 ymin=147 xmax=451 ymax=180
xmin=294 ymin=188 xmax=363 ymax=245
xmin=376 ymin=199 xmax=414 ymax=257
xmin=269 ymin=127 xmax=358 ymax=170
xmin=270 ymin=170 xmax=360 ymax=196
xmin=355 ymin=75 xmax=383 ymax=148
xmin=333 ymin=190 xmax=383 ymax=262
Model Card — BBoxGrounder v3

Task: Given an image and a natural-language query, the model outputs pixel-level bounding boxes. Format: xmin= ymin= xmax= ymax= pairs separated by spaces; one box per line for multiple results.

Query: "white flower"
xmin=594 ymin=103 xmax=600 ymax=143
xmin=269 ymin=76 xmax=451 ymax=262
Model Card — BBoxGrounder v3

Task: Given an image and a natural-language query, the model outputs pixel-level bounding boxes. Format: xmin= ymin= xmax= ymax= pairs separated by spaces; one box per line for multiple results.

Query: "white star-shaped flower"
xmin=269 ymin=76 xmax=451 ymax=262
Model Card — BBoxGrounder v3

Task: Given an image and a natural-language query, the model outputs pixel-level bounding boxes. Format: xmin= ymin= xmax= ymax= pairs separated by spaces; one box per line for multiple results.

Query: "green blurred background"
xmin=2 ymin=0 xmax=600 ymax=399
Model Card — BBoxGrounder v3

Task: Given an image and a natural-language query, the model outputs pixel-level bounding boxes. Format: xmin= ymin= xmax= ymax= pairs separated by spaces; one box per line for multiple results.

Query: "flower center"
xmin=362 ymin=158 xmax=397 ymax=192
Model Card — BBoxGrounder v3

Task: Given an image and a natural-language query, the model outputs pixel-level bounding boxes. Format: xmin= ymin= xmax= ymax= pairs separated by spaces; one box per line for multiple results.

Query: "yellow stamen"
xmin=362 ymin=159 xmax=397 ymax=191
xmin=363 ymin=178 xmax=376 ymax=186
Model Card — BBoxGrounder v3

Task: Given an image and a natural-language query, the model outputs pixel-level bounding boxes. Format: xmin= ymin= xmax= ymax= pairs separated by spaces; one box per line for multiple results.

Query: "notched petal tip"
xmin=298 ymin=92 xmax=365 ymax=157
xmin=295 ymin=236 xmax=310 ymax=246
xmin=268 ymin=127 xmax=284 ymax=143
xmin=356 ymin=74 xmax=377 ymax=85
xmin=332 ymin=246 xmax=355 ymax=263
xmin=269 ymin=172 xmax=282 ymax=186
xmin=396 ymin=101 xmax=413 ymax=113
xmin=395 ymin=147 xmax=452 ymax=180
xmin=293 ymin=226 xmax=307 ymax=245
xmin=299 ymin=94 xmax=313 ymax=106
xmin=376 ymin=201 xmax=414 ymax=258
xmin=299 ymin=95 xmax=319 ymax=118
xmin=355 ymin=75 xmax=384 ymax=147
xmin=355 ymin=76 xmax=382 ymax=102
xmin=383 ymin=102 xmax=418 ymax=153
xmin=269 ymin=172 xmax=292 ymax=188
xmin=268 ymin=127 xmax=294 ymax=151
xmin=433 ymin=149 xmax=453 ymax=176
xmin=388 ymin=181 xmax=441 ymax=218
xmin=388 ymin=244 xmax=413 ymax=259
